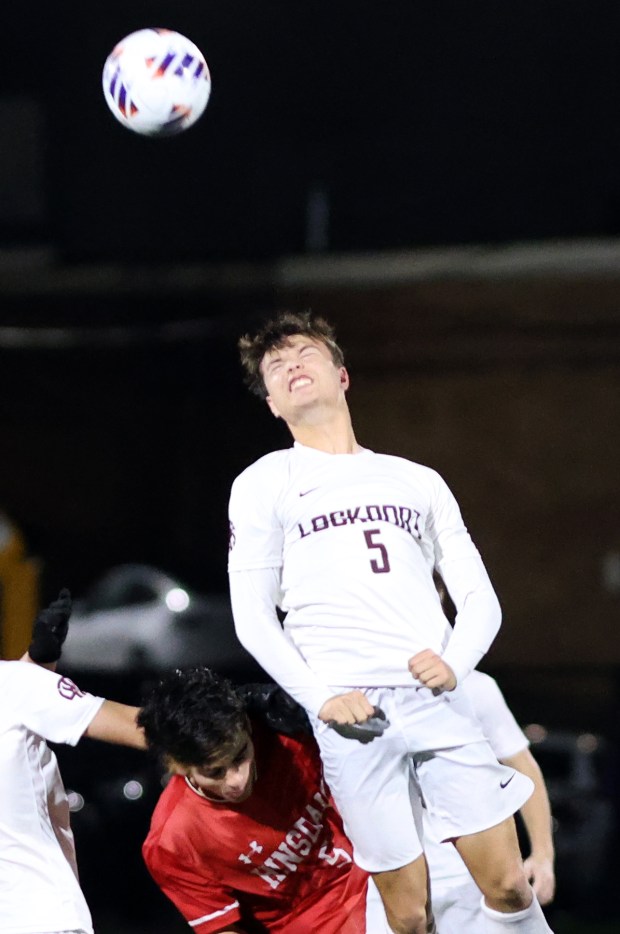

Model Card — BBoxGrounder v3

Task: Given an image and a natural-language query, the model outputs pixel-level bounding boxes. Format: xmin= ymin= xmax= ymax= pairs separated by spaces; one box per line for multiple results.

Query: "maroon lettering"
xmin=382 ymin=505 xmax=399 ymax=525
xmin=57 ymin=676 xmax=85 ymax=701
xmin=299 ymin=504 xmax=424 ymax=542
xmin=364 ymin=529 xmax=391 ymax=574
xmin=346 ymin=507 xmax=363 ymax=523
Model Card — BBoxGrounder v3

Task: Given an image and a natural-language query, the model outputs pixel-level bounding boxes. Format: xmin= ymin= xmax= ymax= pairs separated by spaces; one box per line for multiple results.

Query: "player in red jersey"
xmin=139 ymin=668 xmax=387 ymax=934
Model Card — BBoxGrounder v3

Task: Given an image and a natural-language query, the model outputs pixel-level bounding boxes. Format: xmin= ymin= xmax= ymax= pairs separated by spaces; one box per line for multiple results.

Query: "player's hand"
xmin=408 ymin=649 xmax=457 ymax=693
xmin=318 ymin=690 xmax=375 ymax=726
xmin=319 ymin=692 xmax=389 ymax=744
xmin=27 ymin=588 xmax=72 ymax=664
xmin=328 ymin=707 xmax=390 ymax=743
xmin=523 ymin=855 xmax=556 ymax=906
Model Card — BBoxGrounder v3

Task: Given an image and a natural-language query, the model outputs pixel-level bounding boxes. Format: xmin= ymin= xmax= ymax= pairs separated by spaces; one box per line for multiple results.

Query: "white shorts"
xmin=431 ymin=879 xmax=486 ymax=933
xmin=311 ymin=685 xmax=533 ymax=872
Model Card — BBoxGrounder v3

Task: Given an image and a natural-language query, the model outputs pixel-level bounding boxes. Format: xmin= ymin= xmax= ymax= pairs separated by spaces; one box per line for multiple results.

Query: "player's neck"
xmin=289 ymin=416 xmax=361 ymax=455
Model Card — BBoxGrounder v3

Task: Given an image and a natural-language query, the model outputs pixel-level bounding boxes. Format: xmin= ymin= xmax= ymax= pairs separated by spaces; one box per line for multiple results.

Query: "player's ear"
xmin=266 ymin=396 xmax=281 ymax=418
xmin=339 ymin=367 xmax=350 ymax=391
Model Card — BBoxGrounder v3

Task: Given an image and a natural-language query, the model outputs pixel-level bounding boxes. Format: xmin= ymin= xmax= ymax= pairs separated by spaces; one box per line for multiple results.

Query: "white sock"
xmin=480 ymin=892 xmax=553 ymax=933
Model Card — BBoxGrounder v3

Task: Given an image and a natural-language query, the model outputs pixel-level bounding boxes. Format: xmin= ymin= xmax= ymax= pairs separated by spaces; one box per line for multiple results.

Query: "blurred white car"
xmin=61 ymin=563 xmax=257 ymax=675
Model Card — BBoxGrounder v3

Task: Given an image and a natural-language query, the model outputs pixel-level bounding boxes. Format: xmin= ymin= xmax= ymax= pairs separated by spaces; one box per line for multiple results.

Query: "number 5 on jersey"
xmin=364 ymin=529 xmax=391 ymax=574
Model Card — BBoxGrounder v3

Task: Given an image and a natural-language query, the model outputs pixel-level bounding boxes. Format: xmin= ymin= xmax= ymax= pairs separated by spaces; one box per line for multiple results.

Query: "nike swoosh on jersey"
xmin=500 ymin=773 xmax=516 ymax=789
xmin=299 ymin=488 xmax=319 ymax=496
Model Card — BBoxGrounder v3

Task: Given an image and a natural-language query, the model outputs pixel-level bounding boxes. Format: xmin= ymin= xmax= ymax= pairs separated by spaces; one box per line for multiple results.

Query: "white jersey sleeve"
xmin=1 ymin=661 xmax=105 ymax=746
xmin=229 ymin=567 xmax=336 ymax=717
xmin=463 ymin=670 xmax=529 ymax=760
xmin=228 ymin=452 xmax=286 ymax=571
xmin=428 ymin=471 xmax=502 ymax=684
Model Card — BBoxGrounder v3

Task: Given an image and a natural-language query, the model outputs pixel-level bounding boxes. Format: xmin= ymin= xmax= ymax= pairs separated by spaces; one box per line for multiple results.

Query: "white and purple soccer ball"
xmin=102 ymin=28 xmax=211 ymax=137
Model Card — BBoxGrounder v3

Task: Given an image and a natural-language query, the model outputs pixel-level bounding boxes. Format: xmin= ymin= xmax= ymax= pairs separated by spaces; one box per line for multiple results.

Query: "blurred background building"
xmin=1 ymin=2 xmax=620 ymax=931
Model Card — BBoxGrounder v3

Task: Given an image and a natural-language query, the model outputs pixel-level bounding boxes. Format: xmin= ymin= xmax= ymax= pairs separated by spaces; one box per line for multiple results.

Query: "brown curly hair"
xmin=238 ymin=310 xmax=345 ymax=399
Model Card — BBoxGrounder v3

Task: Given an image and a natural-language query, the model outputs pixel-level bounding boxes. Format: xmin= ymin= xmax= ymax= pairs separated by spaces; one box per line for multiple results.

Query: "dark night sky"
xmin=1 ymin=1 xmax=620 ymax=262
xmin=2 ymin=1 xmax=620 ymax=598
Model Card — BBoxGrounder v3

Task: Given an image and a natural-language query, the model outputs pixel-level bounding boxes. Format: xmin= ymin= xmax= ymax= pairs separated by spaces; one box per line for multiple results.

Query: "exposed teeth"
xmin=291 ymin=376 xmax=311 ymax=389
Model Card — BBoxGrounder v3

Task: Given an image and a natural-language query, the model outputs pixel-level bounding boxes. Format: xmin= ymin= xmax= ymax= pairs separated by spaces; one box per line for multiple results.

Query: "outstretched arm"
xmin=21 ymin=588 xmax=146 ymax=750
xmin=501 ymin=747 xmax=555 ymax=905
xmin=85 ymin=700 xmax=146 ymax=749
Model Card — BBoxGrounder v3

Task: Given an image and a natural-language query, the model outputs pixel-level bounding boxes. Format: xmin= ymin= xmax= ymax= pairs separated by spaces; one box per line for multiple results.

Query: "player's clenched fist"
xmin=318 ymin=690 xmax=375 ymax=725
xmin=408 ymin=649 xmax=457 ymax=693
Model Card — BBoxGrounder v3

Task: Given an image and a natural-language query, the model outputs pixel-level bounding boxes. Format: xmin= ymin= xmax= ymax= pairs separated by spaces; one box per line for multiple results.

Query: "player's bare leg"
xmin=455 ymin=816 xmax=553 ymax=932
xmin=372 ymin=853 xmax=436 ymax=934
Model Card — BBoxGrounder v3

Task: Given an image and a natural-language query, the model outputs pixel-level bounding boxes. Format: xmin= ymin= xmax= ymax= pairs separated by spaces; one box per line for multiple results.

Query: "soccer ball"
xmin=102 ymin=28 xmax=211 ymax=137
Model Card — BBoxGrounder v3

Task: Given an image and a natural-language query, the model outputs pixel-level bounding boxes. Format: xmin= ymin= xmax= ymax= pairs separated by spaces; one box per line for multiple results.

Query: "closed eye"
xmin=204 ymin=766 xmax=226 ymax=780
xmin=232 ymin=743 xmax=250 ymax=766
xmin=201 ymin=742 xmax=250 ymax=779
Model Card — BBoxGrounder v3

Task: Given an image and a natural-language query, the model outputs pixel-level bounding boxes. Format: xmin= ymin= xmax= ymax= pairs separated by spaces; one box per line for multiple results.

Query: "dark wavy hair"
xmin=138 ymin=667 xmax=249 ymax=768
xmin=238 ymin=310 xmax=345 ymax=399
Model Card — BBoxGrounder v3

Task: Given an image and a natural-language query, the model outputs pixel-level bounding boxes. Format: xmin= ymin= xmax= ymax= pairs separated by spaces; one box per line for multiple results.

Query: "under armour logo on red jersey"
xmin=238 ymin=840 xmax=263 ymax=865
xmin=57 ymin=675 xmax=86 ymax=701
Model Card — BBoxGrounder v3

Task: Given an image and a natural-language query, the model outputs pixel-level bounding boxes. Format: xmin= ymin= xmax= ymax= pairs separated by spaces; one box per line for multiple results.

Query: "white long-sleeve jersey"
xmin=228 ymin=443 xmax=501 ymax=717
xmin=0 ymin=660 xmax=104 ymax=934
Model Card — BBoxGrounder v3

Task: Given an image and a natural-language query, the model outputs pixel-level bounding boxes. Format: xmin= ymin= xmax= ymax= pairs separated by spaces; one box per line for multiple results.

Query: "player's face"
xmin=185 ymin=733 xmax=256 ymax=803
xmin=260 ymin=335 xmax=349 ymax=424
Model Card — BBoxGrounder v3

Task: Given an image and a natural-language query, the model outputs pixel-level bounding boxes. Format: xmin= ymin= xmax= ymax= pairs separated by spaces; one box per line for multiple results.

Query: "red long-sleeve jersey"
xmin=143 ymin=720 xmax=369 ymax=933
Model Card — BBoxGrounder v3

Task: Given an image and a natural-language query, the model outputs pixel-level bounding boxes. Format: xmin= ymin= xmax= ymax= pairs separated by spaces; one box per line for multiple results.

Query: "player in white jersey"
xmin=227 ymin=310 xmax=554 ymax=934
xmin=0 ymin=590 xmax=145 ymax=934
xmin=422 ymin=670 xmax=555 ymax=932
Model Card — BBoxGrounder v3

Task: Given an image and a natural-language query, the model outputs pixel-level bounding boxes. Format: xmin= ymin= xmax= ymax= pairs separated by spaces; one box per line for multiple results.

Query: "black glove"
xmin=328 ymin=706 xmax=390 ymax=744
xmin=28 ymin=588 xmax=72 ymax=663
xmin=240 ymin=683 xmax=313 ymax=736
